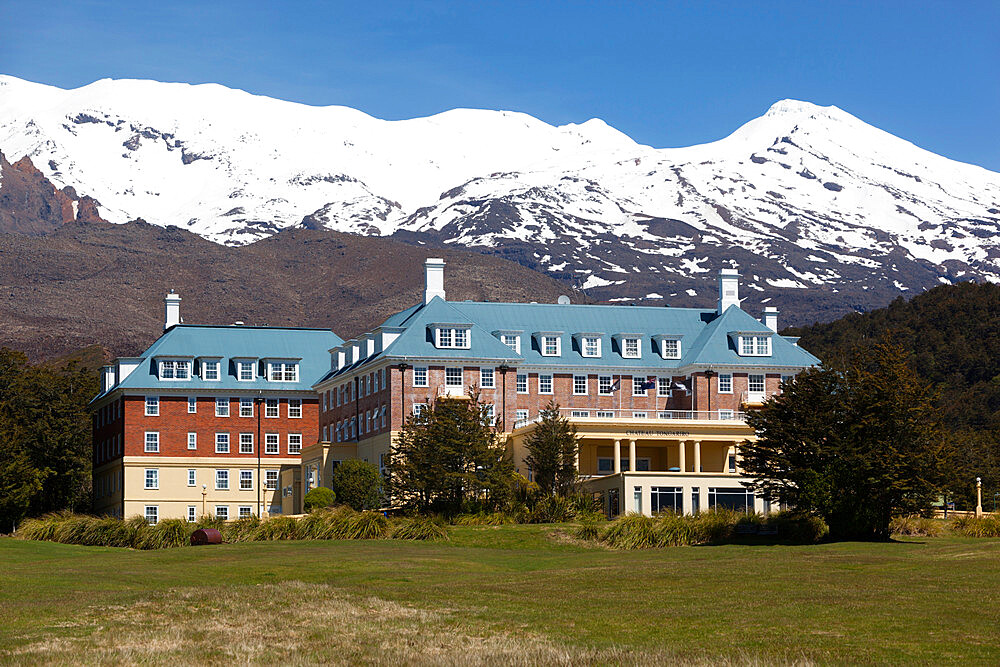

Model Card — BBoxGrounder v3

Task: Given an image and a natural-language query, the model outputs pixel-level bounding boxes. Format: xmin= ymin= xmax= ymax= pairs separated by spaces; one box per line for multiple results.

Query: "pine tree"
xmin=524 ymin=401 xmax=579 ymax=497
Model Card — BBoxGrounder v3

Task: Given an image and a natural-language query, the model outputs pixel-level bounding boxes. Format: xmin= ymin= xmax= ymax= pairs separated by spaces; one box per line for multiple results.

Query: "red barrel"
xmin=190 ymin=528 xmax=223 ymax=545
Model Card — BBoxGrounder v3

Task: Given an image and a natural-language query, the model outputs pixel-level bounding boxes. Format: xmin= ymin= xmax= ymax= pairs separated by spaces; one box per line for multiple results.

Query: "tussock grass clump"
xmin=952 ymin=514 xmax=1000 ymax=538
xmin=600 ymin=513 xmax=658 ymax=549
xmin=391 ymin=516 xmax=448 ymax=541
xmin=343 ymin=511 xmax=391 ymax=540
xmin=253 ymin=516 xmax=300 ymax=541
xmin=573 ymin=520 xmax=601 ymax=542
xmin=890 ymin=515 xmax=944 ymax=537
xmin=452 ymin=511 xmax=517 ymax=526
xmin=222 ymin=516 xmax=261 ymax=543
xmin=653 ymin=513 xmax=697 ymax=546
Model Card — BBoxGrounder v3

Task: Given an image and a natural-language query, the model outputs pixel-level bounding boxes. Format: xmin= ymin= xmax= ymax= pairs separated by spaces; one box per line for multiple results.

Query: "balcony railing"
xmin=514 ymin=408 xmax=746 ymax=429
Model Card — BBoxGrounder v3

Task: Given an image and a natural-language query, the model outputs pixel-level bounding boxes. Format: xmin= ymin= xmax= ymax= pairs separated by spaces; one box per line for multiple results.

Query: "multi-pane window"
xmin=483 ymin=404 xmax=495 ymax=426
xmin=573 ymin=375 xmax=588 ymax=395
xmin=188 ymin=469 xmax=196 ymax=486
xmin=288 ymin=399 xmax=302 ymax=418
xmin=202 ymin=360 xmax=220 ymax=380
xmin=269 ymin=362 xmax=299 ymax=382
xmin=599 ymin=376 xmax=613 ymax=396
xmin=632 ymin=411 xmax=648 ymax=419
xmin=632 ymin=376 xmax=647 ymax=396
xmin=239 ymin=506 xmax=253 ymax=519
xmin=597 ymin=410 xmax=615 ymax=418
xmin=445 ymin=367 xmax=463 ymax=388
xmin=739 ymin=335 xmax=771 ymax=356
xmin=144 ymin=469 xmax=158 ymax=489
xmin=516 ymin=374 xmax=528 ymax=394
xmin=240 ymin=470 xmax=253 ymax=490
xmin=160 ymin=360 xmax=190 ymax=379
xmin=288 ymin=433 xmax=302 ymax=454
xmin=571 ymin=410 xmax=590 ymax=418
xmin=501 ymin=334 xmax=519 ymax=353
xmin=145 ymin=506 xmax=158 ymax=525
xmin=515 ymin=409 xmax=529 ymax=423
xmin=657 ymin=377 xmax=671 ymax=397
xmin=650 ymin=486 xmax=683 ymax=514
xmin=240 ymin=397 xmax=254 ymax=417
xmin=623 ymin=337 xmax=641 ymax=358
xmin=719 ymin=373 xmax=733 ymax=393
xmin=187 ymin=506 xmax=197 ymax=522
xmin=539 ymin=374 xmax=553 ymax=394
xmin=145 ymin=396 xmax=159 ymax=416
xmin=215 ymin=397 xmax=229 ymax=417
xmin=144 ymin=431 xmax=159 ymax=453
xmin=265 ymin=398 xmax=279 ymax=418
xmin=480 ymin=367 xmax=495 ymax=389
xmin=265 ymin=470 xmax=278 ymax=490
xmin=582 ymin=336 xmax=601 ymax=357
xmin=239 ymin=433 xmax=253 ymax=454
xmin=413 ymin=367 xmax=428 ymax=387
xmin=216 ymin=470 xmax=229 ymax=490
xmin=187 ymin=396 xmax=197 ymax=413
xmin=719 ymin=409 xmax=736 ymax=420
xmin=413 ymin=403 xmax=427 ymax=418
xmin=436 ymin=327 xmax=470 ymax=349
xmin=237 ymin=361 xmax=255 ymax=381
xmin=265 ymin=433 xmax=279 ymax=454
xmin=215 ymin=433 xmax=230 ymax=454
xmin=748 ymin=374 xmax=765 ymax=394
xmin=187 ymin=432 xmax=197 ymax=450
xmin=661 ymin=339 xmax=681 ymax=359
xmin=215 ymin=505 xmax=229 ymax=520
xmin=454 ymin=329 xmax=469 ymax=348
xmin=541 ymin=335 xmax=560 ymax=356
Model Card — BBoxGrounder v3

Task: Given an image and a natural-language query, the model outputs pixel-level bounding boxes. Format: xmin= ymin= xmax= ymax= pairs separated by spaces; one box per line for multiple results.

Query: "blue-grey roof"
xmin=98 ymin=325 xmax=342 ymax=399
xmin=321 ymin=298 xmax=819 ymax=383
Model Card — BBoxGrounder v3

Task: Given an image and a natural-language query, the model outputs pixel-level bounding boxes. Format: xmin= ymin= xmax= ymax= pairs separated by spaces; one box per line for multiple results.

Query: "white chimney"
xmin=424 ymin=258 xmax=446 ymax=303
xmin=164 ymin=290 xmax=181 ymax=330
xmin=101 ymin=366 xmax=115 ymax=393
xmin=717 ymin=268 xmax=740 ymax=314
xmin=763 ymin=306 xmax=779 ymax=332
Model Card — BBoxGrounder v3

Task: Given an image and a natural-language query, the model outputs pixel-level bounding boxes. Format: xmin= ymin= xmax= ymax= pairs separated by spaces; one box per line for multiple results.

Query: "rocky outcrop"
xmin=0 ymin=152 xmax=105 ymax=235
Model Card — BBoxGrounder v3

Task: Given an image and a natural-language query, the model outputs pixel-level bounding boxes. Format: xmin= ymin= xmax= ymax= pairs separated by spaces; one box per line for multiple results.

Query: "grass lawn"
xmin=2 ymin=525 xmax=999 ymax=664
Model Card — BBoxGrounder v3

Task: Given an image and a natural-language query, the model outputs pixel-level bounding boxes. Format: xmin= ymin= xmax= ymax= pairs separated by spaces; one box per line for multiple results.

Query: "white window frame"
xmin=239 ymin=433 xmax=254 ymax=454
xmin=436 ymin=327 xmax=471 ymax=349
xmin=144 ymin=506 xmax=158 ymax=525
xmin=215 ymin=505 xmax=229 ymax=520
xmin=288 ymin=433 xmax=302 ymax=455
xmin=239 ymin=397 xmax=254 ymax=417
xmin=657 ymin=377 xmax=671 ymax=397
xmin=480 ymin=367 xmax=495 ymax=389
xmin=159 ymin=359 xmax=191 ymax=380
xmin=540 ymin=335 xmax=561 ymax=357
xmin=268 ymin=361 xmax=299 ymax=382
xmin=660 ymin=338 xmax=681 ymax=360
xmin=264 ymin=398 xmax=279 ymax=418
xmin=739 ymin=335 xmax=772 ymax=357
xmin=215 ymin=397 xmax=229 ymax=417
xmin=413 ymin=403 xmax=428 ymax=418
xmin=187 ymin=506 xmax=197 ymax=523
xmin=215 ymin=470 xmax=229 ymax=490
xmin=573 ymin=375 xmax=588 ymax=395
xmin=538 ymin=374 xmax=553 ymax=395
xmin=516 ymin=374 xmax=528 ymax=394
xmin=501 ymin=334 xmax=520 ymax=353
xmin=632 ymin=411 xmax=648 ymax=419
xmin=238 ymin=506 xmax=253 ymax=519
xmin=237 ymin=360 xmax=256 ymax=382
xmin=264 ymin=433 xmax=279 ymax=455
xmin=413 ymin=366 xmax=428 ymax=387
xmin=571 ymin=410 xmax=590 ymax=418
xmin=202 ymin=359 xmax=220 ymax=381
xmin=719 ymin=409 xmax=736 ymax=420
xmin=632 ymin=376 xmax=647 ymax=396
xmin=719 ymin=373 xmax=733 ymax=394
xmin=622 ymin=337 xmax=641 ymax=359
xmin=748 ymin=374 xmax=766 ymax=394
xmin=187 ymin=396 xmax=197 ymax=413
xmin=582 ymin=336 xmax=601 ymax=358
xmin=144 ymin=431 xmax=159 ymax=453
xmin=445 ymin=367 xmax=463 ymax=388
xmin=187 ymin=469 xmax=196 ymax=487
xmin=145 ymin=396 xmax=159 ymax=416
xmin=240 ymin=470 xmax=253 ymax=491
xmin=144 ymin=468 xmax=158 ymax=490
xmin=515 ymin=409 xmax=529 ymax=423
xmin=598 ymin=376 xmax=613 ymax=396
xmin=215 ymin=432 xmax=230 ymax=454
xmin=265 ymin=470 xmax=278 ymax=490
xmin=187 ymin=432 xmax=197 ymax=450
xmin=597 ymin=410 xmax=615 ymax=419
xmin=288 ymin=398 xmax=302 ymax=418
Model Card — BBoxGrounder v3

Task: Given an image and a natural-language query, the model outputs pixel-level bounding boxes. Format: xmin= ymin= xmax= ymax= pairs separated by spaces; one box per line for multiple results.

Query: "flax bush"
xmin=951 ymin=514 xmax=1000 ymax=538
xmin=890 ymin=515 xmax=944 ymax=537
xmin=391 ymin=515 xmax=448 ymax=541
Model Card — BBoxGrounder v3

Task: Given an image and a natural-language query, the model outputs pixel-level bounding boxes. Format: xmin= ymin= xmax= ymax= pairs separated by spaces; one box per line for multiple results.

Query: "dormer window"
xmin=435 ymin=327 xmax=471 ymax=349
xmin=737 ymin=334 xmax=772 ymax=357
xmin=661 ymin=338 xmax=681 ymax=360
xmin=542 ymin=335 xmax=561 ymax=357
xmin=236 ymin=360 xmax=256 ymax=382
xmin=268 ymin=361 xmax=299 ymax=382
xmin=501 ymin=334 xmax=520 ymax=353
xmin=159 ymin=360 xmax=190 ymax=380
xmin=202 ymin=359 xmax=220 ymax=381
xmin=582 ymin=336 xmax=601 ymax=358
xmin=622 ymin=337 xmax=641 ymax=359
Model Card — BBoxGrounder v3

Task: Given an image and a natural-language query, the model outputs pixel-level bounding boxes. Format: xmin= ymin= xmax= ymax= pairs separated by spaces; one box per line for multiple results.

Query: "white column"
xmin=693 ymin=440 xmax=701 ymax=473
xmin=629 ymin=439 xmax=637 ymax=472
xmin=613 ymin=440 xmax=621 ymax=474
xmin=678 ymin=440 xmax=686 ymax=472
xmin=733 ymin=443 xmax=740 ymax=474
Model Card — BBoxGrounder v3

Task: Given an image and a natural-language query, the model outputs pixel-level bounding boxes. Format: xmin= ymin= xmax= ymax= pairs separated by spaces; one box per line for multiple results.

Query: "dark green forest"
xmin=787 ymin=282 xmax=1000 ymax=509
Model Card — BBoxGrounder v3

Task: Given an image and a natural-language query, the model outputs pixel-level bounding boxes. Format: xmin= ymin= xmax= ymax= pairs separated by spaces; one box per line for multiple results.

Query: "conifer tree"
xmin=524 ymin=401 xmax=579 ymax=496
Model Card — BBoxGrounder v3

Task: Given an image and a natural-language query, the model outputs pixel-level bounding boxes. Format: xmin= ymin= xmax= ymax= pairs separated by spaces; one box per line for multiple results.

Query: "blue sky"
xmin=3 ymin=1 xmax=998 ymax=170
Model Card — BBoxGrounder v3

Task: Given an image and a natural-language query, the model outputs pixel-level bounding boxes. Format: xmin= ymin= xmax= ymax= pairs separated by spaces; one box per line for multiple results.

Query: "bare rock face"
xmin=0 ymin=152 xmax=106 ymax=235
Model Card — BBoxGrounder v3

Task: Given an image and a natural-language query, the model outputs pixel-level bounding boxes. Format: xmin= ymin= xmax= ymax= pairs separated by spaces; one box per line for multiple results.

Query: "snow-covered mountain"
xmin=2 ymin=74 xmax=999 ymax=323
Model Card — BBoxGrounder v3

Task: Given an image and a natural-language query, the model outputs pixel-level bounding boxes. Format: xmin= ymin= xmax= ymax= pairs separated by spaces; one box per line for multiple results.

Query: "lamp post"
xmin=201 ymin=484 xmax=207 ymax=519
xmin=976 ymin=477 xmax=983 ymax=517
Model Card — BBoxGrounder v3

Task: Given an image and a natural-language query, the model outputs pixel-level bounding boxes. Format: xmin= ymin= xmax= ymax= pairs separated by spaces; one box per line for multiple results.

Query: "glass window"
xmin=596 ymin=411 xmax=615 ymax=418
xmin=634 ymin=486 xmax=642 ymax=514
xmin=144 ymin=469 xmax=158 ymax=489
xmin=265 ymin=470 xmax=278 ymax=490
xmin=215 ymin=397 xmax=229 ymax=417
xmin=288 ymin=398 xmax=302 ymax=418
xmin=501 ymin=334 xmax=519 ymax=353
xmin=632 ymin=411 xmax=648 ymax=419
xmin=719 ymin=409 xmax=735 ymax=420
xmin=708 ymin=487 xmax=754 ymax=512
xmin=413 ymin=367 xmax=428 ymax=387
xmin=187 ymin=432 xmax=197 ymax=450
xmin=240 ymin=470 xmax=253 ymax=490
xmin=623 ymin=337 xmax=640 ymax=358
xmin=238 ymin=361 xmax=255 ymax=381
xmin=265 ymin=433 xmax=279 ymax=454
xmin=144 ymin=431 xmax=159 ymax=453
xmin=740 ymin=336 xmax=755 ymax=355
xmin=239 ymin=397 xmax=254 ymax=417
xmin=216 ymin=470 xmax=229 ymax=490
xmin=437 ymin=328 xmax=470 ymax=348
xmin=288 ymin=433 xmax=302 ymax=454
xmin=187 ymin=396 xmax=197 ymax=413
xmin=413 ymin=403 xmax=427 ymax=418
xmin=145 ymin=396 xmax=159 ymax=416
xmin=445 ymin=367 xmax=463 ymax=388
xmin=571 ymin=410 xmax=590 ymax=418
xmin=215 ymin=506 xmax=229 ymax=520
xmin=239 ymin=506 xmax=253 ymax=519
xmin=516 ymin=374 xmax=528 ymax=393
xmin=215 ymin=433 xmax=230 ymax=454
xmin=632 ymin=376 xmax=646 ymax=396
xmin=202 ymin=360 xmax=220 ymax=380
xmin=144 ymin=506 xmax=158 ymax=525
xmin=651 ymin=486 xmax=683 ymax=514
xmin=583 ymin=336 xmax=600 ymax=357
xmin=657 ymin=377 xmax=671 ymax=397
xmin=269 ymin=362 xmax=299 ymax=382
xmin=438 ymin=328 xmax=452 ymax=348
xmin=661 ymin=339 xmax=680 ymax=359
xmin=484 ymin=404 xmax=495 ymax=426
xmin=719 ymin=373 xmax=733 ymax=393
xmin=538 ymin=374 xmax=553 ymax=394
xmin=239 ymin=433 xmax=253 ymax=454
xmin=188 ymin=469 xmax=196 ymax=486
xmin=599 ymin=376 xmax=613 ymax=396
xmin=454 ymin=328 xmax=468 ymax=348
xmin=265 ymin=398 xmax=279 ymax=418
xmin=749 ymin=374 xmax=765 ymax=393
xmin=541 ymin=335 xmax=560 ymax=356
xmin=187 ymin=506 xmax=197 ymax=523
xmin=515 ymin=409 xmax=529 ymax=423
xmin=480 ymin=367 xmax=495 ymax=389
xmin=573 ymin=375 xmax=588 ymax=395
xmin=755 ymin=336 xmax=770 ymax=355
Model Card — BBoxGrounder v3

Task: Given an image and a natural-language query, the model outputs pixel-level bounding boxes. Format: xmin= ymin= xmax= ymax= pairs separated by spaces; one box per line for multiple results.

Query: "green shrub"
xmin=767 ymin=511 xmax=828 ymax=543
xmin=574 ymin=520 xmax=601 ymax=542
xmin=392 ymin=516 xmax=448 ymax=541
xmin=331 ymin=460 xmax=383 ymax=511
xmin=952 ymin=515 xmax=1000 ymax=538
xmin=890 ymin=515 xmax=943 ymax=537
xmin=452 ymin=511 xmax=517 ymax=526
xmin=692 ymin=508 xmax=741 ymax=543
xmin=303 ymin=487 xmax=336 ymax=513
xmin=528 ymin=496 xmax=575 ymax=524
xmin=344 ymin=511 xmax=391 ymax=539
xmin=223 ymin=516 xmax=261 ymax=543
xmin=254 ymin=516 xmax=299 ymax=541
xmin=297 ymin=506 xmax=356 ymax=539
xmin=601 ymin=513 xmax=658 ymax=549
xmin=144 ymin=519 xmax=192 ymax=549
xmin=653 ymin=513 xmax=697 ymax=546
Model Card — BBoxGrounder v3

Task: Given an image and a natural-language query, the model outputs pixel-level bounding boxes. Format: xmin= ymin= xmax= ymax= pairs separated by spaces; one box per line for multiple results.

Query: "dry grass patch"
xmin=2 ymin=581 xmax=799 ymax=666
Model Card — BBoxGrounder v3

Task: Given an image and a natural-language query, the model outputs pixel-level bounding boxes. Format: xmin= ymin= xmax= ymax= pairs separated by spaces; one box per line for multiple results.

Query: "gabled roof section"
xmin=684 ymin=306 xmax=820 ymax=367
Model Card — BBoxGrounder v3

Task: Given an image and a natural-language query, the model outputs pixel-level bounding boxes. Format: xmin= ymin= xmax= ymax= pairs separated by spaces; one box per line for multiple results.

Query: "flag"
xmin=673 ymin=381 xmax=689 ymax=392
xmin=640 ymin=379 xmax=656 ymax=390
xmin=610 ymin=379 xmax=621 ymax=392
